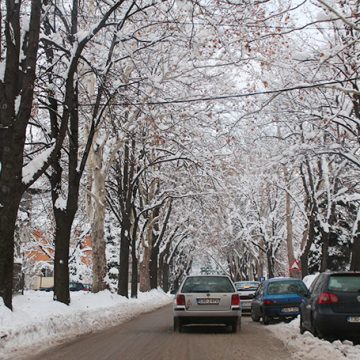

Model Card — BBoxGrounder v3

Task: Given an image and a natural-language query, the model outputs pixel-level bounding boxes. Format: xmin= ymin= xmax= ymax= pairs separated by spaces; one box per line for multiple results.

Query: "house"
xmin=23 ymin=229 xmax=93 ymax=289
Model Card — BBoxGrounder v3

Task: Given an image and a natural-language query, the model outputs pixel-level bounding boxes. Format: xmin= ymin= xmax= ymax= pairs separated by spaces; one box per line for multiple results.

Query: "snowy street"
xmin=1 ymin=290 xmax=359 ymax=360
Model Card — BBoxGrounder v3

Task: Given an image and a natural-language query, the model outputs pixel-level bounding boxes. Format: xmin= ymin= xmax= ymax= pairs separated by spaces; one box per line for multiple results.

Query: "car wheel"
xmin=231 ymin=318 xmax=241 ymax=333
xmin=300 ymin=315 xmax=306 ymax=334
xmin=251 ymin=309 xmax=260 ymax=322
xmin=173 ymin=317 xmax=182 ymax=332
xmin=311 ymin=315 xmax=323 ymax=339
xmin=314 ymin=324 xmax=324 ymax=339
xmin=262 ymin=313 xmax=271 ymax=325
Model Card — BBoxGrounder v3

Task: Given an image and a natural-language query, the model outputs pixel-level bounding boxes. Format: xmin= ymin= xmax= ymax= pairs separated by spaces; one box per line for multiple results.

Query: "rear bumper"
xmin=314 ymin=310 xmax=360 ymax=337
xmin=263 ymin=306 xmax=300 ymax=318
xmin=174 ymin=308 xmax=241 ymax=324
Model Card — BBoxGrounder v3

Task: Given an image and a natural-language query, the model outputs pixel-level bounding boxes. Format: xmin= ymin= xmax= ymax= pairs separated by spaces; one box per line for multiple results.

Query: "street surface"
xmin=17 ymin=306 xmax=293 ymax=360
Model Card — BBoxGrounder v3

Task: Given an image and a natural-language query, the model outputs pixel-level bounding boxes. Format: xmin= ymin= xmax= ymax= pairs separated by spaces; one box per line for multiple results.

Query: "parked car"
xmin=82 ymin=283 xmax=92 ymax=292
xmin=69 ymin=282 xmax=86 ymax=291
xmin=251 ymin=277 xmax=308 ymax=325
xmin=173 ymin=275 xmax=241 ymax=333
xmin=39 ymin=286 xmax=54 ymax=292
xmin=234 ymin=281 xmax=260 ymax=313
xmin=300 ymin=271 xmax=360 ymax=342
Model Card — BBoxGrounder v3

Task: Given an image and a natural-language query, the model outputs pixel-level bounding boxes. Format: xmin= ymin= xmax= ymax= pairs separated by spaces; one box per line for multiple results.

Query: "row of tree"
xmin=1 ymin=0 xmax=360 ymax=311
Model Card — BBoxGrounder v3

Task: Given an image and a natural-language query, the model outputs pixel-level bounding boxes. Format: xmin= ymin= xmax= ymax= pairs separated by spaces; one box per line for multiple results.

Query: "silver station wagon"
xmin=173 ymin=275 xmax=241 ymax=332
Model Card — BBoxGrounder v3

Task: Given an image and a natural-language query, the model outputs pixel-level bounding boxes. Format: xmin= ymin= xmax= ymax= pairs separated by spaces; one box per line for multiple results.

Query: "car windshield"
xmin=268 ymin=280 xmax=308 ymax=296
xmin=181 ymin=276 xmax=234 ymax=293
xmin=328 ymin=275 xmax=360 ymax=292
xmin=235 ymin=282 xmax=259 ymax=291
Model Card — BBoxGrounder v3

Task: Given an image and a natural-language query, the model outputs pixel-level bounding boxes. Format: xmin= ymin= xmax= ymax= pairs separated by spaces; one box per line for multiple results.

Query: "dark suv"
xmin=300 ymin=271 xmax=360 ymax=342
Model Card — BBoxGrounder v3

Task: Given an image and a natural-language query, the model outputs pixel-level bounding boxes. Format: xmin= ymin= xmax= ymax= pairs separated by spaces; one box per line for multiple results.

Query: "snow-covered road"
xmin=1 ymin=290 xmax=359 ymax=359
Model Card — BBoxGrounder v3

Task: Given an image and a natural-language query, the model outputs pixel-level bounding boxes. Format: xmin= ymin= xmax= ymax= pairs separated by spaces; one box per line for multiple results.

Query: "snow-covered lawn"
xmin=0 ymin=289 xmax=173 ymax=359
xmin=1 ymin=289 xmax=359 ymax=360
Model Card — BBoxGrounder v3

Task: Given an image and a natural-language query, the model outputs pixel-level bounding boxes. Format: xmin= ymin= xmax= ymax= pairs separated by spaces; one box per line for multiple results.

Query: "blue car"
xmin=251 ymin=277 xmax=308 ymax=324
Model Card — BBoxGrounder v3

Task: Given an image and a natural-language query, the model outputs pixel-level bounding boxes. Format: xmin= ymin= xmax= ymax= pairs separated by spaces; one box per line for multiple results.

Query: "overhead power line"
xmin=79 ymin=77 xmax=360 ymax=107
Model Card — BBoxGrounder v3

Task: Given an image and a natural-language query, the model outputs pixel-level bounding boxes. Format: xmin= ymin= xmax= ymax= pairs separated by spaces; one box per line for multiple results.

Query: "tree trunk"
xmin=0 ymin=0 xmax=42 ymax=309
xmin=299 ymin=159 xmax=318 ymax=278
xmin=117 ymin=139 xmax=136 ymax=298
xmin=140 ymin=244 xmax=151 ymax=292
xmin=149 ymin=242 xmax=159 ymax=289
xmin=131 ymin=231 xmax=138 ymax=298
xmin=0 ymin=198 xmax=21 ymax=310
xmin=130 ymin=191 xmax=139 ymax=298
xmin=118 ymin=224 xmax=130 ymax=297
xmin=320 ymin=229 xmax=330 ymax=272
xmin=162 ymin=261 xmax=170 ymax=293
xmin=91 ymin=214 xmax=107 ymax=293
xmin=87 ymin=141 xmax=107 ymax=293
xmin=266 ymin=244 xmax=275 ymax=278
xmin=284 ymin=167 xmax=298 ymax=278
xmin=300 ymin=213 xmax=316 ymax=277
xmin=139 ymin=181 xmax=158 ymax=292
xmin=53 ymin=212 xmax=72 ymax=305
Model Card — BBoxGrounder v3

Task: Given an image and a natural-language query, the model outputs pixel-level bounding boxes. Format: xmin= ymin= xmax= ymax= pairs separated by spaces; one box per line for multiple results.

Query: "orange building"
xmin=24 ymin=229 xmax=93 ymax=289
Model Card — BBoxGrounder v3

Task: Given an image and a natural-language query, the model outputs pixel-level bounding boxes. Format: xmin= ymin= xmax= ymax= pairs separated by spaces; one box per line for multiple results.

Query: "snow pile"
xmin=269 ymin=317 xmax=360 ymax=360
xmin=0 ymin=289 xmax=173 ymax=359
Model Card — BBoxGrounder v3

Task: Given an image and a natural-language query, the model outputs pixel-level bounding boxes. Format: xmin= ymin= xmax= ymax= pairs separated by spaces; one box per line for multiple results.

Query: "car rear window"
xmin=181 ymin=276 xmax=235 ymax=293
xmin=235 ymin=282 xmax=259 ymax=291
xmin=268 ymin=280 xmax=308 ymax=296
xmin=328 ymin=275 xmax=360 ymax=292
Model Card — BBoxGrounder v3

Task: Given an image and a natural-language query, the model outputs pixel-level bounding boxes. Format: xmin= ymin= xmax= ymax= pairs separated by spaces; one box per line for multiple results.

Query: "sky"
xmin=1 ymin=285 xmax=359 ymax=360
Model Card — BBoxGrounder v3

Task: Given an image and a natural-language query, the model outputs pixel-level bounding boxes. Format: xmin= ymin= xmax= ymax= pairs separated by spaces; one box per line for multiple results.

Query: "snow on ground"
xmin=1 ymin=288 xmax=360 ymax=360
xmin=268 ymin=317 xmax=360 ymax=360
xmin=268 ymin=273 xmax=360 ymax=360
xmin=0 ymin=289 xmax=173 ymax=359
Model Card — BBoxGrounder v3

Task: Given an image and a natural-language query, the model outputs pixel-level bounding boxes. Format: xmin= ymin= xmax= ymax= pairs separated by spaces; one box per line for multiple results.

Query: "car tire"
xmin=311 ymin=315 xmax=323 ymax=339
xmin=314 ymin=324 xmax=324 ymax=339
xmin=251 ymin=310 xmax=260 ymax=322
xmin=173 ymin=317 xmax=182 ymax=332
xmin=300 ymin=315 xmax=305 ymax=334
xmin=262 ymin=313 xmax=271 ymax=325
xmin=231 ymin=318 xmax=241 ymax=333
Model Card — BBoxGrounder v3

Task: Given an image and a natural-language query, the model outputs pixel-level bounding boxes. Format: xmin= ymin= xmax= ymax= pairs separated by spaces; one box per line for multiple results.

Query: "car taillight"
xmin=263 ymin=299 xmax=273 ymax=305
xmin=231 ymin=294 xmax=240 ymax=306
xmin=176 ymin=294 xmax=186 ymax=306
xmin=317 ymin=292 xmax=339 ymax=305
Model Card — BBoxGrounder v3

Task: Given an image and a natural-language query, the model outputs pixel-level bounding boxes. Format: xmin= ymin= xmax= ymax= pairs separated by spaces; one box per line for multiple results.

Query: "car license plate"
xmin=348 ymin=316 xmax=360 ymax=323
xmin=241 ymin=301 xmax=251 ymax=308
xmin=282 ymin=307 xmax=299 ymax=313
xmin=197 ymin=298 xmax=220 ymax=305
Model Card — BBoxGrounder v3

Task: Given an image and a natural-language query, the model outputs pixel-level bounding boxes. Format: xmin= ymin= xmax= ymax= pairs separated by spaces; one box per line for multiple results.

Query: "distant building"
xmin=22 ymin=229 xmax=92 ymax=289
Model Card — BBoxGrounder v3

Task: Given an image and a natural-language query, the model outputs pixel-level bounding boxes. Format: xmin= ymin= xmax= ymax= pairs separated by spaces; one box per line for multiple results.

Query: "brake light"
xmin=176 ymin=294 xmax=186 ymax=306
xmin=317 ymin=292 xmax=339 ymax=305
xmin=231 ymin=294 xmax=240 ymax=306
xmin=263 ymin=299 xmax=273 ymax=305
